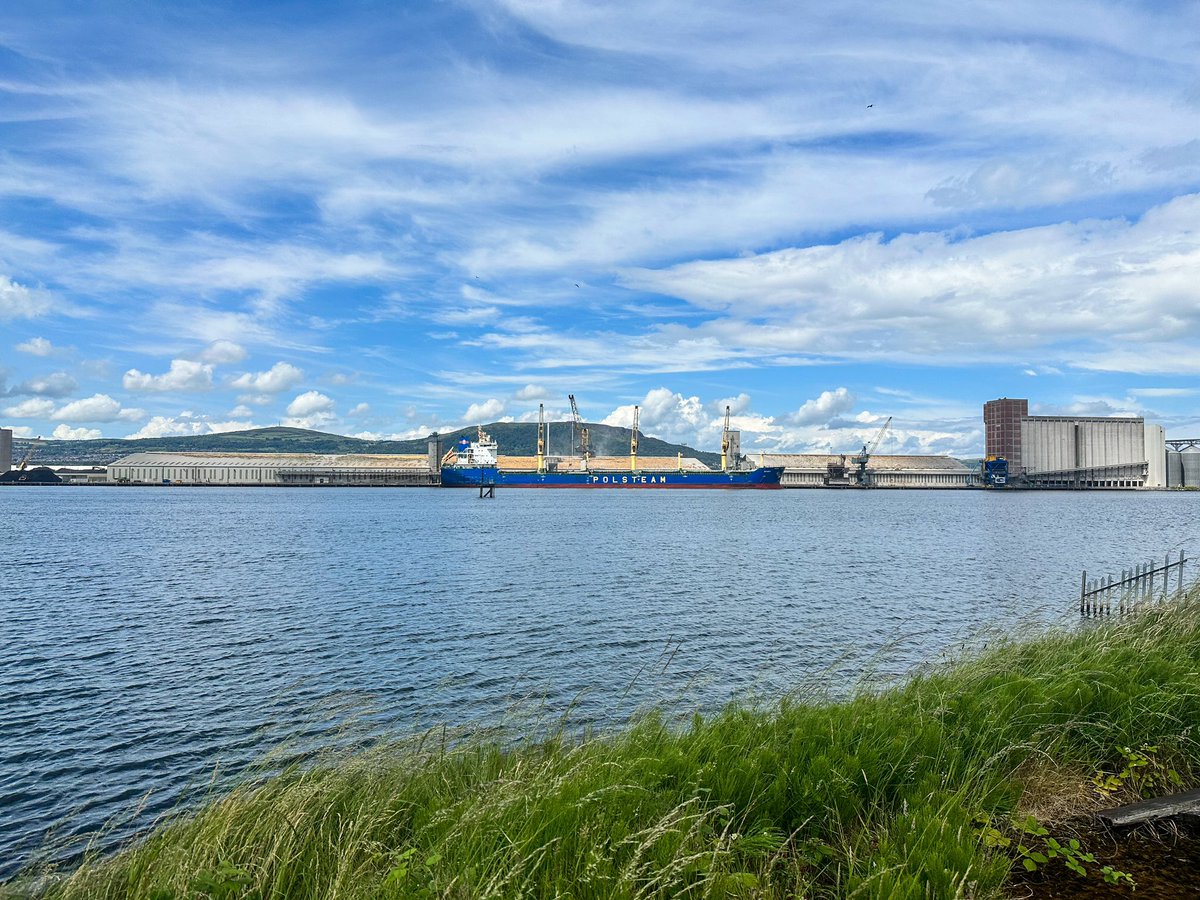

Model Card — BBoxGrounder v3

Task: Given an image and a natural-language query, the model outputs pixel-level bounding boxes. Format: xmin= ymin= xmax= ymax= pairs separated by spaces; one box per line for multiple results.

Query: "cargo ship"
xmin=439 ymin=409 xmax=783 ymax=489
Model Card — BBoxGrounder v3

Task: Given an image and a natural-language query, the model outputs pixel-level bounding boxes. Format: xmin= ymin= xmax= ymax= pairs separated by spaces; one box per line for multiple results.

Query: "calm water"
xmin=1 ymin=487 xmax=1196 ymax=872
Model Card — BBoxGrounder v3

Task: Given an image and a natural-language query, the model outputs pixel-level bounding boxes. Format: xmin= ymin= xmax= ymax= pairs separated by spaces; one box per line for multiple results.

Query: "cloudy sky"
xmin=3 ymin=1 xmax=1200 ymax=454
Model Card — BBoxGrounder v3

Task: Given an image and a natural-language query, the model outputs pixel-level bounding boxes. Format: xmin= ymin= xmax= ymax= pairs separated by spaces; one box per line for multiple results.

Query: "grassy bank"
xmin=15 ymin=595 xmax=1200 ymax=899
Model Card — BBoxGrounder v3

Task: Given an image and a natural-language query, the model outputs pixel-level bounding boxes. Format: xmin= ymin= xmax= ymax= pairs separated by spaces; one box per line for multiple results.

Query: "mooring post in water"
xmin=1080 ymin=570 xmax=1087 ymax=616
xmin=479 ymin=482 xmax=495 ymax=499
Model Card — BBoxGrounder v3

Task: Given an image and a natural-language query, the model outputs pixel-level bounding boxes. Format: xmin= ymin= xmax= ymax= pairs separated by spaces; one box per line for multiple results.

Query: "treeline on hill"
xmin=19 ymin=424 xmax=722 ymax=468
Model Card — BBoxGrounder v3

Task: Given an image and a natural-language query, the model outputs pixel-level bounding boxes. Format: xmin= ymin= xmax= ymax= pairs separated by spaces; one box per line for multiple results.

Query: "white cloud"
xmin=464 ymin=398 xmax=506 ymax=422
xmin=14 ymin=372 xmax=77 ymax=397
xmin=3 ymin=398 xmax=56 ymax=418
xmin=123 ymin=359 xmax=214 ymax=392
xmin=714 ymin=393 xmax=752 ymax=415
xmin=230 ymin=362 xmax=304 ymax=394
xmin=52 ymin=394 xmax=145 ymax=423
xmin=784 ymin=388 xmax=856 ymax=426
xmin=603 ymin=388 xmax=709 ymax=444
xmin=514 ymin=384 xmax=551 ymax=401
xmin=347 ymin=402 xmax=370 ymax=416
xmin=16 ymin=337 xmax=54 ymax=356
xmin=228 ymin=404 xmax=254 ymax=417
xmin=0 ymin=276 xmax=53 ymax=318
xmin=6 ymin=426 xmax=35 ymax=438
xmin=619 ymin=194 xmax=1200 ymax=372
xmin=51 ymin=424 xmax=102 ymax=440
xmin=126 ymin=413 xmax=256 ymax=439
xmin=1129 ymin=387 xmax=1197 ymax=398
xmin=286 ymin=390 xmax=335 ymax=417
xmin=583 ymin=385 xmax=983 ymax=458
xmin=433 ymin=306 xmax=499 ymax=325
xmin=197 ymin=339 xmax=247 ymax=364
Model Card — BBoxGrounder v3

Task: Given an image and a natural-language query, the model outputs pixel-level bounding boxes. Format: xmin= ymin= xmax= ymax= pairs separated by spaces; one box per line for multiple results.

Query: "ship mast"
xmin=630 ymin=405 xmax=639 ymax=472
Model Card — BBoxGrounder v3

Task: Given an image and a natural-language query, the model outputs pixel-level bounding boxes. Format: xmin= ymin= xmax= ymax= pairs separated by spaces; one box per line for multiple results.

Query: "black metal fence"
xmin=1081 ymin=550 xmax=1189 ymax=618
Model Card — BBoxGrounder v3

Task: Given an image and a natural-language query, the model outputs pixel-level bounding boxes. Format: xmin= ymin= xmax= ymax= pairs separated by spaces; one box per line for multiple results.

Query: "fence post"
xmin=1080 ymin=570 xmax=1087 ymax=616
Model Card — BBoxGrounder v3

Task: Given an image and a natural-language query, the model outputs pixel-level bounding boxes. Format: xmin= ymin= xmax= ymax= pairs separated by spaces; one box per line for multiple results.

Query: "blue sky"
xmin=3 ymin=1 xmax=1200 ymax=454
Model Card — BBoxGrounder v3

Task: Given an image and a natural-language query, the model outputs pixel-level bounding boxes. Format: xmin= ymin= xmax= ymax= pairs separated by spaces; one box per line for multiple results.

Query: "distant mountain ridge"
xmin=16 ymin=424 xmax=723 ymax=468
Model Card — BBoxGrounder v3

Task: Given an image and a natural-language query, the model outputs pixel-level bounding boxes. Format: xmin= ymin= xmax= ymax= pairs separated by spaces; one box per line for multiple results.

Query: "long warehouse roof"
xmin=111 ymin=452 xmax=429 ymax=469
xmin=752 ymin=453 xmax=971 ymax=472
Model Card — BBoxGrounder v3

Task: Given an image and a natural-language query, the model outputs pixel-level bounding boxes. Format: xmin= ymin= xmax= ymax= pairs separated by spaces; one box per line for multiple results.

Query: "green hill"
xmin=16 ymin=424 xmax=722 ymax=468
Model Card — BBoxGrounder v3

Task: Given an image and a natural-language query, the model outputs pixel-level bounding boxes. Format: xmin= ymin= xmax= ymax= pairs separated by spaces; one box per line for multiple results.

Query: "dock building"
xmin=751 ymin=454 xmax=974 ymax=488
xmin=108 ymin=452 xmax=437 ymax=486
xmin=983 ymin=399 xmax=1167 ymax=489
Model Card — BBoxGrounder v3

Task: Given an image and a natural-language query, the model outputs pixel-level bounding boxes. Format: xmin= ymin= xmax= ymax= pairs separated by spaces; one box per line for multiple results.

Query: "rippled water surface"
xmin=2 ymin=487 xmax=1196 ymax=872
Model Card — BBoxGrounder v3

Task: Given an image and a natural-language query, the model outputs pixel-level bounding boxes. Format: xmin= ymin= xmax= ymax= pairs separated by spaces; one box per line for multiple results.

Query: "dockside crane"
xmin=851 ymin=416 xmax=892 ymax=487
xmin=630 ymin=405 xmax=639 ymax=472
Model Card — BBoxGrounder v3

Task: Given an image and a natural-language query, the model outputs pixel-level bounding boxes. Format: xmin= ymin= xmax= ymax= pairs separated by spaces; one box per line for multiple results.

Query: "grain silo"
xmin=0 ymin=427 xmax=11 ymax=474
xmin=1168 ymin=451 xmax=1184 ymax=488
xmin=1182 ymin=450 xmax=1200 ymax=488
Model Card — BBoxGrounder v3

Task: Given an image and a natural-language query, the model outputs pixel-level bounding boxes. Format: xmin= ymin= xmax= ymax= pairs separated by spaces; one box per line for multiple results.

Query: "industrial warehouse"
xmin=984 ymin=398 xmax=1169 ymax=489
xmin=107 ymin=452 xmax=438 ymax=486
xmin=752 ymin=453 xmax=974 ymax=488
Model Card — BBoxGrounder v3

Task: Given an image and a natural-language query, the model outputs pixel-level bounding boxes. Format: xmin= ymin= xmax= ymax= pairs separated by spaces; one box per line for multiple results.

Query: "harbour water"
xmin=1 ymin=487 xmax=1195 ymax=874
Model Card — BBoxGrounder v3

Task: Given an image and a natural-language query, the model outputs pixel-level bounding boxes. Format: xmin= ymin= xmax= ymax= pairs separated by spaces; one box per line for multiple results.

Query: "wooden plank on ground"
xmin=1096 ymin=787 xmax=1200 ymax=826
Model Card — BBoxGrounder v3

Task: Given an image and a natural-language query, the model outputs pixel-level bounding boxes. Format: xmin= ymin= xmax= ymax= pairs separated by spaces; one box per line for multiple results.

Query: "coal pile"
xmin=0 ymin=466 xmax=63 ymax=485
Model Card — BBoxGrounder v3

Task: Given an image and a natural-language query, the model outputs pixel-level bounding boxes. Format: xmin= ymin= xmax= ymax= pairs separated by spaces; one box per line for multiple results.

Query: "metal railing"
xmin=1081 ymin=550 xmax=1189 ymax=618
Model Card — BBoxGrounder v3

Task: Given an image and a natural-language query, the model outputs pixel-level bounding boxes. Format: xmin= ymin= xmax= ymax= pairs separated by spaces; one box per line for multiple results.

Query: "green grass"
xmin=14 ymin=593 xmax=1200 ymax=899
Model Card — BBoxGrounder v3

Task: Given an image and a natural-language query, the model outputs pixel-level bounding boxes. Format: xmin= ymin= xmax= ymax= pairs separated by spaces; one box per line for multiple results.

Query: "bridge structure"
xmin=1166 ymin=438 xmax=1200 ymax=452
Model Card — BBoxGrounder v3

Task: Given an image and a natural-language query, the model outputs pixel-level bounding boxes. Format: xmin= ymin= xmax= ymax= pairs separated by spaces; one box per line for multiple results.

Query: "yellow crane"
xmin=630 ymin=405 xmax=639 ymax=472
xmin=15 ymin=435 xmax=42 ymax=472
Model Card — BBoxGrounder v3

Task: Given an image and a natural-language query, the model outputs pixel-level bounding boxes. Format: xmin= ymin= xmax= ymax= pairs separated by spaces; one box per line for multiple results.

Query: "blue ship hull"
xmin=440 ymin=466 xmax=784 ymax=488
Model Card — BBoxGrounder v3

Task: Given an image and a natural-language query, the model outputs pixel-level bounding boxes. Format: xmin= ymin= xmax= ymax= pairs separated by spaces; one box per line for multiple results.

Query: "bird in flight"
xmin=866 ymin=104 xmax=874 ymax=108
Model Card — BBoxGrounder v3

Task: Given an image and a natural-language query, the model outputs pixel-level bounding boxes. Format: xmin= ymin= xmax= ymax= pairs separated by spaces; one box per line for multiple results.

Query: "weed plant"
xmin=13 ymin=592 xmax=1200 ymax=899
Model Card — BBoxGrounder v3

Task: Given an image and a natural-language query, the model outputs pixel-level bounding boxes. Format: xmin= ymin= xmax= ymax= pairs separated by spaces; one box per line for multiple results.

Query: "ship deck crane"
xmin=851 ymin=416 xmax=892 ymax=487
xmin=630 ymin=405 xmax=639 ymax=472
xmin=537 ymin=403 xmax=546 ymax=473
xmin=720 ymin=405 xmax=732 ymax=472
xmin=568 ymin=394 xmax=590 ymax=459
